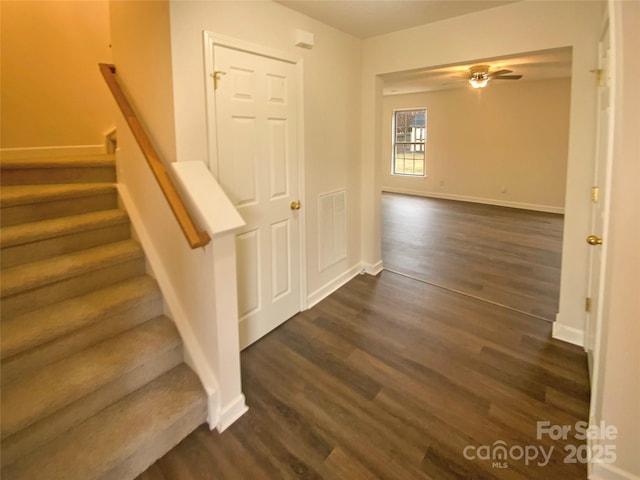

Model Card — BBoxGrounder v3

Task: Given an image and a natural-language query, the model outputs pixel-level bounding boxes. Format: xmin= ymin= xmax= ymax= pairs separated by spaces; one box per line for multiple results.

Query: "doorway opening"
xmin=380 ymin=48 xmax=572 ymax=322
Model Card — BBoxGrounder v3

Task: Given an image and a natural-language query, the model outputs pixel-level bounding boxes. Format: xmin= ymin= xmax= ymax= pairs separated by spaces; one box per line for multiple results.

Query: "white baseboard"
xmin=381 ymin=186 xmax=565 ymax=214
xmin=0 ymin=144 xmax=106 ymax=159
xmin=591 ymin=462 xmax=640 ymax=480
xmin=362 ymin=259 xmax=384 ymax=276
xmin=552 ymin=320 xmax=585 ymax=347
xmin=306 ymin=260 xmax=385 ymax=310
xmin=307 ymin=263 xmax=362 ymax=309
xmin=216 ymin=394 xmax=248 ymax=433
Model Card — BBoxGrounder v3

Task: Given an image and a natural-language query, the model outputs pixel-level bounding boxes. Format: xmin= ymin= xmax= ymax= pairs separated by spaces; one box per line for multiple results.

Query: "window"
xmin=392 ymin=109 xmax=426 ymax=176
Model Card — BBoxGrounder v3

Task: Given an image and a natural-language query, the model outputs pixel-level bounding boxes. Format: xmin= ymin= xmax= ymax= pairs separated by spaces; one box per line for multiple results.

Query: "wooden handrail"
xmin=99 ymin=63 xmax=211 ymax=249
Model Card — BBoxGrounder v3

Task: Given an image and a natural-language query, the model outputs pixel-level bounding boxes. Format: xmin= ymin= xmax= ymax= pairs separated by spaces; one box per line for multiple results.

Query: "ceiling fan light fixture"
xmin=469 ymin=72 xmax=489 ymax=88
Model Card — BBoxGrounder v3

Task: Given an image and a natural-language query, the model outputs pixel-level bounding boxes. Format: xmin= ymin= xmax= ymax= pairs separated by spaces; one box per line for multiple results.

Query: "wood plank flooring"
xmin=382 ymin=193 xmax=564 ymax=321
xmin=138 ymin=271 xmax=589 ymax=479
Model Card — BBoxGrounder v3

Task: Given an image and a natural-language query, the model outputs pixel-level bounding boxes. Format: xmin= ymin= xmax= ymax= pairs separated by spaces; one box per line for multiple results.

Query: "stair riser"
xmin=1 ymin=344 xmax=183 ymax=469
xmin=1 ymin=296 xmax=163 ymax=386
xmin=1 ymin=167 xmax=116 ymax=186
xmin=1 ymin=192 xmax=118 ymax=227
xmin=1 ymin=223 xmax=131 ymax=270
xmin=1 ymin=259 xmax=146 ymax=318
xmin=102 ymin=399 xmax=207 ymax=480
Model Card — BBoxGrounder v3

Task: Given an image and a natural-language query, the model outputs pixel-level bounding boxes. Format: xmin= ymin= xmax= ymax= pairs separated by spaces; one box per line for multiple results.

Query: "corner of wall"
xmin=215 ymin=394 xmax=248 ymax=433
xmin=307 ymin=263 xmax=363 ymax=309
xmin=553 ymin=315 xmax=585 ymax=347
xmin=362 ymin=260 xmax=384 ymax=276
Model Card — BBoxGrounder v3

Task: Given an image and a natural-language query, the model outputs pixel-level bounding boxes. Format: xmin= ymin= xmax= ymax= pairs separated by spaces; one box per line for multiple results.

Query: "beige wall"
xmin=361 ymin=0 xmax=604 ymax=340
xmin=108 ymin=0 xmax=206 ymax=375
xmin=381 ymin=78 xmax=571 ymax=212
xmin=168 ymin=1 xmax=363 ymax=297
xmin=0 ymin=0 xmax=114 ymax=150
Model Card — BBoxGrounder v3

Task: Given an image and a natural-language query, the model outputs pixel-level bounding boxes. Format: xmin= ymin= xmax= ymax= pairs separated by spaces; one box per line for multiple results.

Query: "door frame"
xmin=203 ymin=31 xmax=308 ymax=312
xmin=586 ymin=12 xmax=616 ymax=478
xmin=585 ymin=16 xmax=614 ymax=368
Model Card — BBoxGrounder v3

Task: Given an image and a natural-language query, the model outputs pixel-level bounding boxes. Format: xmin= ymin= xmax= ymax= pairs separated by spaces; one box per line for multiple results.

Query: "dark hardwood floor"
xmin=382 ymin=193 xmax=564 ymax=321
xmin=138 ymin=271 xmax=589 ymax=479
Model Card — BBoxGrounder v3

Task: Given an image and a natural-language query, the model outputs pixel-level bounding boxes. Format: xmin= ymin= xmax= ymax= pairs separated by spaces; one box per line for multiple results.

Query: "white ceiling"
xmin=274 ymin=0 xmax=572 ymax=95
xmin=381 ymin=47 xmax=573 ymax=95
xmin=274 ymin=0 xmax=519 ymax=39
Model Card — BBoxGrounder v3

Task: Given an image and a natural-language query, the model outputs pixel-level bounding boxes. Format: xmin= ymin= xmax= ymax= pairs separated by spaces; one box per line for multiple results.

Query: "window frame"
xmin=391 ymin=108 xmax=427 ymax=177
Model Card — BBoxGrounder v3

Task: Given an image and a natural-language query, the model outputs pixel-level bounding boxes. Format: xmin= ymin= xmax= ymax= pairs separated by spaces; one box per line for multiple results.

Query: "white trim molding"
xmin=382 ymin=186 xmax=565 ymax=214
xmin=307 ymin=264 xmax=361 ymax=308
xmin=216 ymin=394 xmax=249 ymax=433
xmin=306 ymin=260 xmax=384 ymax=310
xmin=0 ymin=144 xmax=106 ymax=159
xmin=362 ymin=260 xmax=384 ymax=276
xmin=552 ymin=320 xmax=585 ymax=347
xmin=203 ymin=31 xmax=299 ymax=66
xmin=307 ymin=263 xmax=362 ymax=309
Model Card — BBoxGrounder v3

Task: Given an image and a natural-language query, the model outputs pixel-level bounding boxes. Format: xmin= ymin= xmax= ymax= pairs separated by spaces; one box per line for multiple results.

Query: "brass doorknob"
xmin=586 ymin=235 xmax=603 ymax=246
xmin=290 ymin=200 xmax=301 ymax=210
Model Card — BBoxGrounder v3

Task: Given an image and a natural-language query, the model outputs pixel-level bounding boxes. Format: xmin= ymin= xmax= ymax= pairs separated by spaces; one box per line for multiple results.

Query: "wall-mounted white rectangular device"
xmin=295 ymin=29 xmax=314 ymax=49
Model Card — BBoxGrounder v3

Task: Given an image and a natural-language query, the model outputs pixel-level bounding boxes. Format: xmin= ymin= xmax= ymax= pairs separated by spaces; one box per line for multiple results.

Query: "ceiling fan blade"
xmin=493 ymin=74 xmax=523 ymax=80
xmin=489 ymin=69 xmax=513 ymax=77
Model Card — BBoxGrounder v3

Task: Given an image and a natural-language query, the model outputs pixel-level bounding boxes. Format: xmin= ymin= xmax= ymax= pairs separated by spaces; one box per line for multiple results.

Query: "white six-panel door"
xmin=212 ymin=45 xmax=301 ymax=349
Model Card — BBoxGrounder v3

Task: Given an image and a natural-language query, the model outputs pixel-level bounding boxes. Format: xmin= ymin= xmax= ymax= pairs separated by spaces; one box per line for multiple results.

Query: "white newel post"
xmin=210 ymin=233 xmax=248 ymax=431
xmin=171 ymin=161 xmax=247 ymax=431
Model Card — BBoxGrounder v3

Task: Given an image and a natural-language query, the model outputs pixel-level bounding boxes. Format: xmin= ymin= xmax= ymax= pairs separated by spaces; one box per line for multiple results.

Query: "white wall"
xmin=591 ymin=2 xmax=640 ymax=478
xmin=168 ymin=0 xmax=363 ymax=300
xmin=0 ymin=0 xmax=114 ymax=151
xmin=381 ymin=78 xmax=571 ymax=212
xmin=361 ymin=0 xmax=604 ymax=342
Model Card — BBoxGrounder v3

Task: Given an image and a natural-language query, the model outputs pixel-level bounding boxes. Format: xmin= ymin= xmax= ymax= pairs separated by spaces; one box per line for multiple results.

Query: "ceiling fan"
xmin=447 ymin=65 xmax=523 ymax=88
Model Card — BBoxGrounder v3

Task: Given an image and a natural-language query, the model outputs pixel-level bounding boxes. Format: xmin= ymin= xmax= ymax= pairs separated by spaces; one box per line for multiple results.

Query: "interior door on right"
xmin=585 ymin=22 xmax=612 ymax=379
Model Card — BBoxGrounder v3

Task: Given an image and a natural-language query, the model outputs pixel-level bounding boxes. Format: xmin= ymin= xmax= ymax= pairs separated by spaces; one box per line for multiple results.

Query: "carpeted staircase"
xmin=0 ymin=154 xmax=207 ymax=479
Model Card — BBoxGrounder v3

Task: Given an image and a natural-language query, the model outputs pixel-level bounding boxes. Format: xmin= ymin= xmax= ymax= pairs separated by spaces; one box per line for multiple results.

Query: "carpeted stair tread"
xmin=1 ymin=316 xmax=181 ymax=440
xmin=0 ymin=183 xmax=116 ymax=207
xmin=0 ymin=240 xmax=143 ymax=299
xmin=1 ymin=364 xmax=206 ymax=480
xmin=0 ymin=154 xmax=208 ymax=478
xmin=0 ymin=209 xmax=129 ymax=248
xmin=0 ymin=154 xmax=115 ymax=170
xmin=1 ymin=276 xmax=161 ymax=360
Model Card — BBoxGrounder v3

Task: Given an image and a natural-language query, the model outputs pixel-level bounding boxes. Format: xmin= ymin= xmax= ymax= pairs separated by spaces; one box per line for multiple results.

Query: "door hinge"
xmin=211 ymin=70 xmax=227 ymax=90
xmin=591 ymin=186 xmax=599 ymax=203
xmin=585 ymin=296 xmax=592 ymax=313
xmin=590 ymin=68 xmax=603 ymax=87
